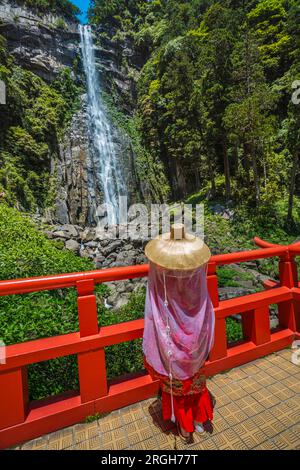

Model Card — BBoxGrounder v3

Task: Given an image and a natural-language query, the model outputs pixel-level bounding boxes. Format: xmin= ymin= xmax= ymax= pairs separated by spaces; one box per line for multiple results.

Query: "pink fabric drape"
xmin=143 ymin=262 xmax=215 ymax=380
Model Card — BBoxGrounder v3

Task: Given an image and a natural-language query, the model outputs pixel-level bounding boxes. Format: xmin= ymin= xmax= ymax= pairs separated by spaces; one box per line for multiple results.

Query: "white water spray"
xmin=79 ymin=24 xmax=126 ymax=225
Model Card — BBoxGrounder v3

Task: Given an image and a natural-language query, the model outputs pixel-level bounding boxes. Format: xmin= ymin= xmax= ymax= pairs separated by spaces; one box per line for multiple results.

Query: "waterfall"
xmin=79 ymin=24 xmax=126 ymax=225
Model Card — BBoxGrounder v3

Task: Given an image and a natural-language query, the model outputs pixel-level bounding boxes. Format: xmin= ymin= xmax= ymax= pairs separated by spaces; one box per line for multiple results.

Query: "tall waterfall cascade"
xmin=79 ymin=24 xmax=126 ymax=225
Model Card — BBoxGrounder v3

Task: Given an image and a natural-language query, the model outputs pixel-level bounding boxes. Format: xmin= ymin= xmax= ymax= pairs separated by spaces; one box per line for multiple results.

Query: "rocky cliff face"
xmin=0 ymin=0 xmax=79 ymax=82
xmin=55 ymin=95 xmax=92 ymax=226
xmin=93 ymin=25 xmax=144 ymax=114
xmin=0 ymin=2 xmax=141 ymax=225
xmin=55 ymin=91 xmax=141 ymax=227
xmin=0 ymin=2 xmax=144 ymax=230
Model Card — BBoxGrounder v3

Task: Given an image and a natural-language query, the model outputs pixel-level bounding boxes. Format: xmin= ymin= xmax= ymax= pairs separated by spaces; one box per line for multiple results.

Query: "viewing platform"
xmin=1 ymin=237 xmax=300 ymax=450
xmin=13 ymin=349 xmax=300 ymax=450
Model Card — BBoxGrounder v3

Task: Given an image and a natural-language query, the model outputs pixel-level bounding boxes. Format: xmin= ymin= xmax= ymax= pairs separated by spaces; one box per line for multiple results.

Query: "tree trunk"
xmin=222 ymin=137 xmax=231 ymax=201
xmin=208 ymin=155 xmax=216 ymax=199
xmin=287 ymin=151 xmax=299 ymax=225
xmin=243 ymin=143 xmax=250 ymax=184
xmin=233 ymin=143 xmax=239 ymax=177
xmin=250 ymin=142 xmax=260 ymax=207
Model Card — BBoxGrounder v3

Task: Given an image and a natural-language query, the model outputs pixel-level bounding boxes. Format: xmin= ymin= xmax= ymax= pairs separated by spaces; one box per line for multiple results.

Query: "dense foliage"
xmin=91 ymin=0 xmax=300 ymax=227
xmin=0 ymin=35 xmax=82 ymax=211
xmin=0 ymin=203 xmax=149 ymax=400
xmin=15 ymin=0 xmax=80 ymax=20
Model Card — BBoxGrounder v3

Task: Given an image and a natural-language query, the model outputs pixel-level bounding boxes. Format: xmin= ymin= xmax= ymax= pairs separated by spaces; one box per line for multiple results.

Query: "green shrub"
xmin=226 ymin=318 xmax=243 ymax=344
xmin=0 ymin=205 xmax=149 ymax=400
xmin=15 ymin=0 xmax=80 ymax=21
xmin=217 ymin=267 xmax=253 ymax=288
xmin=0 ymin=205 xmax=98 ymax=399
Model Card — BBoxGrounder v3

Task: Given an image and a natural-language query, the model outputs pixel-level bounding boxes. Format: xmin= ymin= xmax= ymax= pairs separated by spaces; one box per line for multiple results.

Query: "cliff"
xmin=0 ymin=0 xmax=79 ymax=81
xmin=0 ymin=2 xmax=143 ymax=225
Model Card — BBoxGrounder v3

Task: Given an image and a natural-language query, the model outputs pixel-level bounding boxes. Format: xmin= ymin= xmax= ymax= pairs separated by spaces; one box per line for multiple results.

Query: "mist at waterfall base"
xmin=79 ymin=25 xmax=127 ymax=225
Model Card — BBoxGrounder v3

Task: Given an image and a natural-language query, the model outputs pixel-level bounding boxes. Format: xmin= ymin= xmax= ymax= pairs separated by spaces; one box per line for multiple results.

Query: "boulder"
xmin=219 ymin=287 xmax=256 ymax=301
xmin=85 ymin=241 xmax=99 ymax=248
xmin=101 ymin=240 xmax=123 ymax=257
xmin=52 ymin=230 xmax=70 ymax=239
xmin=82 ymin=227 xmax=96 ymax=242
xmin=65 ymin=239 xmax=80 ymax=253
xmin=59 ymin=224 xmax=78 ymax=238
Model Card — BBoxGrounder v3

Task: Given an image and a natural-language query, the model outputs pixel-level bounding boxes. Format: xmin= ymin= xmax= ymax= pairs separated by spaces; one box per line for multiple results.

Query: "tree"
xmin=280 ymin=95 xmax=300 ymax=226
xmin=224 ymin=24 xmax=276 ymax=207
xmin=196 ymin=3 xmax=237 ymax=201
xmin=247 ymin=0 xmax=290 ymax=77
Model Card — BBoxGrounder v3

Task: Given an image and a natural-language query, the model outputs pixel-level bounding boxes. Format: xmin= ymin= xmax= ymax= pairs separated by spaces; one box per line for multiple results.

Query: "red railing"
xmin=0 ymin=238 xmax=299 ymax=449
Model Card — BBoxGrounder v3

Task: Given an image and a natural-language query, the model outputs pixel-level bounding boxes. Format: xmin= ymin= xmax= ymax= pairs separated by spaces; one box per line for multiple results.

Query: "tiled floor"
xmin=14 ymin=348 xmax=300 ymax=450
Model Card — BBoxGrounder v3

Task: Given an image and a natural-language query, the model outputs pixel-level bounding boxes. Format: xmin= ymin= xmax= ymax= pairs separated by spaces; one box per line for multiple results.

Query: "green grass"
xmin=0 ymin=204 xmax=145 ymax=400
xmin=217 ymin=267 xmax=254 ymax=288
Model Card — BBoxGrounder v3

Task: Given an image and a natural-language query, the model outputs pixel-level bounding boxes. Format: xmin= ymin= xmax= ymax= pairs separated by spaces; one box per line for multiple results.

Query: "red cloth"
xmin=162 ymin=387 xmax=214 ymax=433
xmin=143 ymin=356 xmax=214 ymax=433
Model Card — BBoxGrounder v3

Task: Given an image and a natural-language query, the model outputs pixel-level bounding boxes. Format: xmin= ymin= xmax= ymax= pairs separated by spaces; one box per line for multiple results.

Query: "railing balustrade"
xmin=0 ymin=238 xmax=299 ymax=449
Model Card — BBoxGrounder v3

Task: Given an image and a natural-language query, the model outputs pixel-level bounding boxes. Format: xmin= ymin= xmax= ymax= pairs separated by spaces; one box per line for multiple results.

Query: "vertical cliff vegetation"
xmin=91 ymin=0 xmax=300 ymax=228
xmin=15 ymin=0 xmax=80 ymax=20
xmin=0 ymin=34 xmax=82 ymax=211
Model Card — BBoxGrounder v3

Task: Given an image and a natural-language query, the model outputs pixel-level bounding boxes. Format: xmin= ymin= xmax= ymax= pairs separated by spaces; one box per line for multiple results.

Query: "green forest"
xmin=91 ymin=0 xmax=300 ymax=228
xmin=15 ymin=0 xmax=80 ymax=19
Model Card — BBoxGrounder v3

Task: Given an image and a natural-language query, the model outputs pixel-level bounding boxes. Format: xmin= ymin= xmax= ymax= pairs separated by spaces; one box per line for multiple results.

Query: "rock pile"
xmin=43 ymin=223 xmax=279 ymax=328
xmin=45 ymin=223 xmax=148 ymax=309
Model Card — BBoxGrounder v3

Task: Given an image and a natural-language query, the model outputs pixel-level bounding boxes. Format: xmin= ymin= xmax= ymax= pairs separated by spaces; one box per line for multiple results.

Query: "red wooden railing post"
xmin=207 ymin=262 xmax=219 ymax=308
xmin=0 ymin=366 xmax=28 ymax=430
xmin=278 ymin=254 xmax=298 ymax=332
xmin=294 ymin=288 xmax=300 ymax=335
xmin=77 ymin=279 xmax=99 ymax=336
xmin=279 ymin=254 xmax=298 ymax=288
xmin=242 ymin=307 xmax=271 ymax=345
xmin=207 ymin=262 xmax=227 ymax=361
xmin=209 ymin=316 xmax=227 ymax=361
xmin=76 ymin=280 xmax=108 ymax=403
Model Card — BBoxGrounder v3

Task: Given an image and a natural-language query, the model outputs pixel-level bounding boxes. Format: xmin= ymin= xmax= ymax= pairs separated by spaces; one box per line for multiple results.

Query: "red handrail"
xmin=253 ymin=236 xmax=284 ymax=249
xmin=211 ymin=245 xmax=287 ymax=265
xmin=0 ymin=237 xmax=299 ymax=449
xmin=0 ymin=244 xmax=288 ymax=296
xmin=0 ymin=264 xmax=149 ymax=296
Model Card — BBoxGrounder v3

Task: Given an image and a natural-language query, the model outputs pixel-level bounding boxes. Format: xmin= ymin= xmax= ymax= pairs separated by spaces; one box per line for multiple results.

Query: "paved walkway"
xmin=14 ymin=348 xmax=300 ymax=450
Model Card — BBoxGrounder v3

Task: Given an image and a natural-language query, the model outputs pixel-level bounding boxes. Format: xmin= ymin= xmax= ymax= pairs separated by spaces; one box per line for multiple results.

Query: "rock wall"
xmin=0 ymin=3 xmax=142 ymax=225
xmin=55 ymin=92 xmax=141 ymax=227
xmin=55 ymin=95 xmax=93 ymax=226
xmin=0 ymin=0 xmax=79 ymax=82
xmin=93 ymin=25 xmax=144 ymax=114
